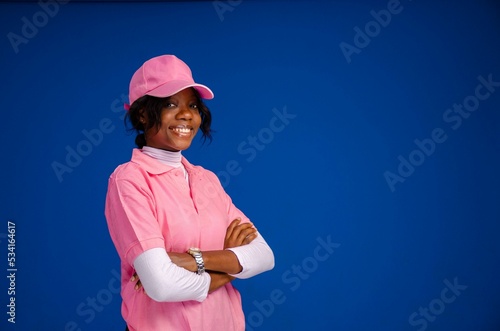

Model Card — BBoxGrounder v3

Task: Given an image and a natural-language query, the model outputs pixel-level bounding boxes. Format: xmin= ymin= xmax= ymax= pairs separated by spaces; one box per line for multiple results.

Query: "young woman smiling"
xmin=105 ymin=55 xmax=274 ymax=331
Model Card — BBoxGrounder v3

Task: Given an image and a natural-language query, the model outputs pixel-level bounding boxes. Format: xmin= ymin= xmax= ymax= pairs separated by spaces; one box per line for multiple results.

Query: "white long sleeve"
xmin=227 ymin=233 xmax=275 ymax=279
xmin=133 ymin=248 xmax=210 ymax=302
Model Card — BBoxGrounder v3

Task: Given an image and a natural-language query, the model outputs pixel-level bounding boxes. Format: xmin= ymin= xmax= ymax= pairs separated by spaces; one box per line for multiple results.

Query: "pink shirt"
xmin=105 ymin=149 xmax=253 ymax=331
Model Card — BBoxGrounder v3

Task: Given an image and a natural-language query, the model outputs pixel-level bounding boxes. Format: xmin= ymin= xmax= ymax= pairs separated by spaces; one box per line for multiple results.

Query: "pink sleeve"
xmin=105 ymin=175 xmax=165 ymax=266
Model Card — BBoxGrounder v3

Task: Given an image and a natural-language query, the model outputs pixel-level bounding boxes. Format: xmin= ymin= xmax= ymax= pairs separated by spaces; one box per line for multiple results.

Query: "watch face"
xmin=189 ymin=248 xmax=201 ymax=254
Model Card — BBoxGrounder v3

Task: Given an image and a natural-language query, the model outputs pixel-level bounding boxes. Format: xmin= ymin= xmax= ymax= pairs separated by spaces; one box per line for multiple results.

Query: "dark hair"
xmin=125 ymin=88 xmax=213 ymax=148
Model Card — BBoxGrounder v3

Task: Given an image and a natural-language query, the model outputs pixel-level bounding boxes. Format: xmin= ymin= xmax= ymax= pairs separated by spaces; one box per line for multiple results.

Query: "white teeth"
xmin=172 ymin=127 xmax=191 ymax=134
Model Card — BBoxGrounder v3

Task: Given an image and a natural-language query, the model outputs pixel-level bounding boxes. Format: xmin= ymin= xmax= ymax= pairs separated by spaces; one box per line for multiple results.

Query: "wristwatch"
xmin=187 ymin=247 xmax=205 ymax=275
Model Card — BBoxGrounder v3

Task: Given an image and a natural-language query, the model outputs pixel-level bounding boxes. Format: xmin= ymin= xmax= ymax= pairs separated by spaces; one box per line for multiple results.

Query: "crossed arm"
xmin=132 ymin=218 xmax=258 ymax=294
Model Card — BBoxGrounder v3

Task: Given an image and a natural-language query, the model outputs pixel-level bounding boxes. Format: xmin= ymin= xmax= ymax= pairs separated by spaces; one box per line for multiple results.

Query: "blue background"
xmin=1 ymin=0 xmax=499 ymax=330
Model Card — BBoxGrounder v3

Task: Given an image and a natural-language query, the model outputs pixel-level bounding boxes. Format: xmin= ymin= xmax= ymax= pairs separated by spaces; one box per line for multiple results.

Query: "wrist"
xmin=187 ymin=248 xmax=205 ymax=275
xmin=208 ymin=272 xmax=234 ymax=293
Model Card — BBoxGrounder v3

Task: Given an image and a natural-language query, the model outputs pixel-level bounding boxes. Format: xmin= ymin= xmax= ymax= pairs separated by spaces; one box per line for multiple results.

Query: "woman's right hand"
xmin=224 ymin=218 xmax=257 ymax=249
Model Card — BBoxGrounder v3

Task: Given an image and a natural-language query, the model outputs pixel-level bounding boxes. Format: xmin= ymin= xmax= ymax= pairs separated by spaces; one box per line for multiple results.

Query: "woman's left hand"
xmin=224 ymin=218 xmax=257 ymax=249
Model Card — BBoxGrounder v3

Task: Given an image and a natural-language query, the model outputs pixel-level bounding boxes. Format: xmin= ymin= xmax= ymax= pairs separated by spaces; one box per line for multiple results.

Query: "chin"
xmin=176 ymin=143 xmax=193 ymax=151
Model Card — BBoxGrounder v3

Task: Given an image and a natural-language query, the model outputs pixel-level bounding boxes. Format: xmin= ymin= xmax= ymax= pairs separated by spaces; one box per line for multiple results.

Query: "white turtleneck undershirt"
xmin=142 ymin=146 xmax=188 ymax=181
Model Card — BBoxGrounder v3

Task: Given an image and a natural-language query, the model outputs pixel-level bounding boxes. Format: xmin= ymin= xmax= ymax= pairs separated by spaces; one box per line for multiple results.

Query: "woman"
xmin=104 ymin=55 xmax=275 ymax=331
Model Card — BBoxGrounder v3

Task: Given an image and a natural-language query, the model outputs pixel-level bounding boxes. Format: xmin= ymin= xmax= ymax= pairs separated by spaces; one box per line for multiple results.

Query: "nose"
xmin=176 ymin=104 xmax=194 ymax=121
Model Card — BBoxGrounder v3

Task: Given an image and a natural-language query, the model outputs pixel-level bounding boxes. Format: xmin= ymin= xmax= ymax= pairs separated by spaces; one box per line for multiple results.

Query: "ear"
xmin=139 ymin=109 xmax=147 ymax=125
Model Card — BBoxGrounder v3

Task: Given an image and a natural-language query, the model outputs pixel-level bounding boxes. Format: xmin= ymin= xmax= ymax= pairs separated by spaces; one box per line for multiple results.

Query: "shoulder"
xmin=109 ymin=161 xmax=146 ymax=181
xmin=111 ymin=161 xmax=144 ymax=179
xmin=106 ymin=161 xmax=155 ymax=200
xmin=108 ymin=149 xmax=156 ymax=182
xmin=107 ymin=160 xmax=154 ymax=197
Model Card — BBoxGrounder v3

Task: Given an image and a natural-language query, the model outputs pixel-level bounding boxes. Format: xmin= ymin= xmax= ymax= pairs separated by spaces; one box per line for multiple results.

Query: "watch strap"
xmin=187 ymin=248 xmax=205 ymax=275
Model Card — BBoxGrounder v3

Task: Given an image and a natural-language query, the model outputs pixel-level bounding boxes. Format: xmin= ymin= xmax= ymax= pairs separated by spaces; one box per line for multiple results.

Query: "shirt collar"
xmin=130 ymin=148 xmax=201 ymax=175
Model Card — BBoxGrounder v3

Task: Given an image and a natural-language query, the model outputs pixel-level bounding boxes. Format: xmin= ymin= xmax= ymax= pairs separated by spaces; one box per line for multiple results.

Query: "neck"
xmin=141 ymin=146 xmax=182 ymax=168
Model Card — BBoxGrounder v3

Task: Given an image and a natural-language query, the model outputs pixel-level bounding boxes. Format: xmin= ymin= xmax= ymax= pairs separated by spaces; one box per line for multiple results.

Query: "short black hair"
xmin=125 ymin=88 xmax=213 ymax=148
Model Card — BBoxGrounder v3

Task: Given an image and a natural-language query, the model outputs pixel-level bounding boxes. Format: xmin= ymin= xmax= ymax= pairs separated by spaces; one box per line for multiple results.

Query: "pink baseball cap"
xmin=125 ymin=55 xmax=214 ymax=110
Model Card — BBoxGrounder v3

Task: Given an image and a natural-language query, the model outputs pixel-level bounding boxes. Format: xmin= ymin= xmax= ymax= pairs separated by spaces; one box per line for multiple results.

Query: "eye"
xmin=190 ymin=103 xmax=198 ymax=109
xmin=165 ymin=102 xmax=176 ymax=108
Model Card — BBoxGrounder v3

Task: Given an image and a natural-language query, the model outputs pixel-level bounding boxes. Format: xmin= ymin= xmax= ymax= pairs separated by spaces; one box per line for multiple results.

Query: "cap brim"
xmin=146 ymin=80 xmax=214 ymax=100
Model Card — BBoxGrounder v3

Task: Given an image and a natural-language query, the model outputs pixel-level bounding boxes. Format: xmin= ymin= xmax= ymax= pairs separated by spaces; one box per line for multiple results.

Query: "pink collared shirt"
xmin=105 ymin=149 xmax=272 ymax=331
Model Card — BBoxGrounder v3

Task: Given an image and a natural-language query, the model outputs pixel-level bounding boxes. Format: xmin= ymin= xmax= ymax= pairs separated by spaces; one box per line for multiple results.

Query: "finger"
xmin=225 ymin=218 xmax=241 ymax=240
xmin=233 ymin=223 xmax=255 ymax=237
xmin=130 ymin=273 xmax=138 ymax=282
xmin=226 ymin=218 xmax=241 ymax=238
xmin=243 ymin=233 xmax=258 ymax=245
xmin=229 ymin=224 xmax=254 ymax=245
xmin=135 ymin=280 xmax=142 ymax=291
xmin=238 ymin=224 xmax=256 ymax=235
xmin=233 ymin=222 xmax=254 ymax=234
xmin=235 ymin=227 xmax=257 ymax=244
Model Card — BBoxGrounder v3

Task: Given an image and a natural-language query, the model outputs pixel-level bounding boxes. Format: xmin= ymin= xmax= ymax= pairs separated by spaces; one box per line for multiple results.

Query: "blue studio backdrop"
xmin=1 ymin=0 xmax=499 ymax=330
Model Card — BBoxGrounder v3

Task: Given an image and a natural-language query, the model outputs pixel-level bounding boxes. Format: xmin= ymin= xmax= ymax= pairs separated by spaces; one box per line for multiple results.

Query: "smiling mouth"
xmin=169 ymin=126 xmax=193 ymax=136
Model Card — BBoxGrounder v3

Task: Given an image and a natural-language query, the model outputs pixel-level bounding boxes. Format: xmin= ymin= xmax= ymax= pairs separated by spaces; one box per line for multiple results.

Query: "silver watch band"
xmin=188 ymin=248 xmax=205 ymax=275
